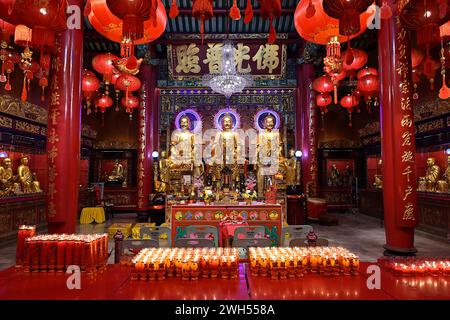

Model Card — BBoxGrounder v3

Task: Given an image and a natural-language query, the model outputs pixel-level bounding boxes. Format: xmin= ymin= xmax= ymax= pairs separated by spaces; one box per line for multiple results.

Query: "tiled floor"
xmin=1 ymin=212 xmax=449 ymax=270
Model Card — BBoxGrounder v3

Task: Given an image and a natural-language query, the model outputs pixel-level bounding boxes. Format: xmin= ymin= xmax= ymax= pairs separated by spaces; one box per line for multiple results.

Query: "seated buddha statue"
xmin=423 ymin=157 xmax=441 ymax=192
xmin=107 ymin=160 xmax=124 ymax=183
xmin=17 ymin=156 xmax=41 ymax=193
xmin=0 ymin=157 xmax=19 ymax=196
xmin=439 ymin=155 xmax=450 ymax=193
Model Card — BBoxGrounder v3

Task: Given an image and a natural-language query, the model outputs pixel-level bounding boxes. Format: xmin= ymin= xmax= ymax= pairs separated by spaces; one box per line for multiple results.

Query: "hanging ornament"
xmin=422 ymin=55 xmax=439 ymax=90
xmin=340 ymin=94 xmax=358 ymax=127
xmin=92 ymin=52 xmax=118 ymax=95
xmin=412 ymin=68 xmax=421 ymax=100
xmin=313 ymin=75 xmax=334 ymax=93
xmin=192 ymin=0 xmax=214 ymax=44
xmin=230 ymin=0 xmax=241 ymax=21
xmin=316 ymin=92 xmax=332 ymax=131
xmin=244 ymin=0 xmax=254 ymax=24
xmin=96 ymin=94 xmax=113 ymax=113
xmin=330 ymin=68 xmax=347 ymax=104
xmin=259 ymin=0 xmax=282 ymax=44
xmin=439 ymin=38 xmax=450 ymax=99
xmin=110 ymin=69 xmax=122 ymax=111
xmin=357 ymin=73 xmax=380 ymax=113
xmin=82 ymin=69 xmax=101 ymax=114
xmin=14 ymin=24 xmax=32 ymax=48
xmin=18 ymin=46 xmax=37 ymax=102
xmin=169 ymin=0 xmax=179 ymax=19
xmin=115 ymin=74 xmax=142 ymax=101
xmin=323 ymin=36 xmax=342 ymax=75
xmin=356 ymin=66 xmax=378 ymax=79
xmin=342 ymin=48 xmax=368 ymax=79
xmin=121 ymin=95 xmax=139 ymax=119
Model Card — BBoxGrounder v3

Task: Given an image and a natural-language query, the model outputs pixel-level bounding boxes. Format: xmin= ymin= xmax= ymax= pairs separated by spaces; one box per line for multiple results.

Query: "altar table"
xmin=170 ymin=203 xmax=283 ymax=246
xmin=80 ymin=207 xmax=106 ymax=224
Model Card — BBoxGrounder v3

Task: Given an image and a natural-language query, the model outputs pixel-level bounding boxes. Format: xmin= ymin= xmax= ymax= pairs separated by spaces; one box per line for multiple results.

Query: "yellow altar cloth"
xmin=80 ymin=207 xmax=106 ymax=224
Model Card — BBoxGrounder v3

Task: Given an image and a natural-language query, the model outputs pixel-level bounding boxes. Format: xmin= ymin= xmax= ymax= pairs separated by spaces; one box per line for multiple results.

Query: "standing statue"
xmin=256 ymin=115 xmax=282 ymax=195
xmin=0 ymin=158 xmax=19 ymax=196
xmin=285 ymin=149 xmax=299 ymax=186
xmin=423 ymin=157 xmax=441 ymax=192
xmin=439 ymin=155 xmax=450 ymax=193
xmin=17 ymin=156 xmax=41 ymax=193
xmin=328 ymin=164 xmax=340 ymax=187
xmin=170 ymin=115 xmax=196 ymax=167
xmin=342 ymin=165 xmax=353 ymax=186
xmin=156 ymin=151 xmax=171 ymax=193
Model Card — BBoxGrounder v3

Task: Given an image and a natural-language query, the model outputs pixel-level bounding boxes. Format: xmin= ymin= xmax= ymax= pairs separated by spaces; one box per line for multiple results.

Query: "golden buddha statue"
xmin=422 ymin=157 xmax=441 ymax=192
xmin=107 ymin=160 xmax=124 ymax=182
xmin=17 ymin=156 xmax=41 ymax=193
xmin=170 ymin=115 xmax=196 ymax=168
xmin=285 ymin=149 xmax=300 ymax=186
xmin=0 ymin=157 xmax=19 ymax=196
xmin=211 ymin=113 xmax=241 ymax=189
xmin=156 ymin=151 xmax=171 ymax=193
xmin=439 ymin=155 xmax=450 ymax=193
xmin=256 ymin=115 xmax=282 ymax=195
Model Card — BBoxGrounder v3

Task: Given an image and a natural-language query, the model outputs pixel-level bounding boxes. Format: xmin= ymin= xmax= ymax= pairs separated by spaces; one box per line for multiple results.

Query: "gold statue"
xmin=284 ymin=149 xmax=299 ymax=186
xmin=373 ymin=175 xmax=383 ymax=189
xmin=256 ymin=114 xmax=282 ymax=195
xmin=423 ymin=157 xmax=441 ymax=192
xmin=107 ymin=160 xmax=124 ymax=182
xmin=211 ymin=113 xmax=241 ymax=189
xmin=156 ymin=151 xmax=171 ymax=193
xmin=17 ymin=156 xmax=41 ymax=193
xmin=0 ymin=158 xmax=19 ymax=196
xmin=170 ymin=115 xmax=196 ymax=167
xmin=439 ymin=155 xmax=450 ymax=193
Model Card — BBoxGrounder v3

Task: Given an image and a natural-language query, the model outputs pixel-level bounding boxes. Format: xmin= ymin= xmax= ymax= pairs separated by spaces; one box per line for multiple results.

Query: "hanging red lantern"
xmin=244 ymin=0 xmax=254 ymax=24
xmin=14 ymin=24 xmax=32 ymax=48
xmin=86 ymin=0 xmax=166 ymax=45
xmin=82 ymin=69 xmax=101 ymax=114
xmin=110 ymin=69 xmax=122 ymax=111
xmin=342 ymin=48 xmax=368 ymax=78
xmin=18 ymin=56 xmax=39 ymax=102
xmin=294 ymin=0 xmax=373 ymax=45
xmin=96 ymin=94 xmax=113 ymax=113
xmin=121 ymin=95 xmax=139 ymax=119
xmin=357 ymin=74 xmax=380 ymax=113
xmin=169 ymin=0 xmax=179 ymax=19
xmin=312 ymin=75 xmax=334 ymax=94
xmin=259 ymin=0 xmax=282 ymax=44
xmin=340 ymin=94 xmax=358 ymax=127
xmin=92 ymin=52 xmax=118 ymax=95
xmin=356 ymin=66 xmax=378 ymax=79
xmin=192 ymin=0 xmax=214 ymax=43
xmin=115 ymin=74 xmax=141 ymax=101
xmin=230 ymin=0 xmax=241 ymax=21
xmin=316 ymin=92 xmax=332 ymax=111
xmin=411 ymin=48 xmax=425 ymax=69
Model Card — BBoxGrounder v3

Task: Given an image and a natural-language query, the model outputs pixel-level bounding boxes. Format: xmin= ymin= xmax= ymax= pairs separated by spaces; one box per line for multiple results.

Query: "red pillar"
xmin=297 ymin=63 xmax=318 ymax=196
xmin=378 ymin=1 xmax=418 ymax=255
xmin=47 ymin=1 xmax=83 ymax=233
xmin=137 ymin=63 xmax=159 ymax=211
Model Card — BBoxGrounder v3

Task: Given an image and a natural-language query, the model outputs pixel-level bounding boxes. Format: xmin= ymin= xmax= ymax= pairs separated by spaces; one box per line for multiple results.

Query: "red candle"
xmin=56 ymin=237 xmax=66 ymax=272
xmin=103 ymin=234 xmax=108 ymax=267
xmin=47 ymin=236 xmax=57 ymax=271
xmin=65 ymin=237 xmax=74 ymax=269
xmin=16 ymin=225 xmax=36 ymax=267
xmin=39 ymin=236 xmax=49 ymax=271
xmin=30 ymin=239 xmax=40 ymax=272
xmin=73 ymin=237 xmax=82 ymax=266
xmin=23 ymin=238 xmax=31 ymax=272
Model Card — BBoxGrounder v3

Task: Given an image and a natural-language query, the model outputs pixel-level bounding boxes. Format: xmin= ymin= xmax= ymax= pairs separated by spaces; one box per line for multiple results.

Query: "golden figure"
xmin=107 ymin=160 xmax=124 ymax=182
xmin=211 ymin=113 xmax=241 ymax=189
xmin=17 ymin=156 xmax=41 ymax=193
xmin=0 ymin=158 xmax=19 ymax=196
xmin=170 ymin=115 xmax=195 ymax=167
xmin=285 ymin=149 xmax=299 ymax=186
xmin=256 ymin=115 xmax=282 ymax=195
xmin=156 ymin=151 xmax=171 ymax=193
xmin=373 ymin=175 xmax=383 ymax=189
xmin=423 ymin=157 xmax=441 ymax=192
xmin=438 ymin=155 xmax=450 ymax=193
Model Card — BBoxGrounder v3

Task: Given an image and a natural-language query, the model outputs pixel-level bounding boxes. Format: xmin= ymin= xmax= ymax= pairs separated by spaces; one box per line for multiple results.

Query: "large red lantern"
xmin=313 ymin=75 xmax=334 ymax=93
xmin=342 ymin=48 xmax=368 ymax=77
xmin=340 ymin=94 xmax=358 ymax=127
xmin=192 ymin=0 xmax=213 ymax=43
xmin=82 ymin=70 xmax=101 ymax=115
xmin=356 ymin=66 xmax=378 ymax=79
xmin=357 ymin=74 xmax=380 ymax=113
xmin=86 ymin=0 xmax=166 ymax=45
xmin=92 ymin=53 xmax=118 ymax=93
xmin=121 ymin=95 xmax=139 ymax=119
xmin=115 ymin=74 xmax=141 ymax=101
xmin=316 ymin=92 xmax=332 ymax=131
xmin=294 ymin=0 xmax=373 ymax=45
xmin=259 ymin=0 xmax=282 ymax=44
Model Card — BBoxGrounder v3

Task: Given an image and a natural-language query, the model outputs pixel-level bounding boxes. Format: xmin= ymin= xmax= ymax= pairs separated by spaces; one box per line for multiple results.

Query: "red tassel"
xmin=5 ymin=73 xmax=11 ymax=91
xmin=21 ymin=76 xmax=27 ymax=101
xmin=305 ymin=0 xmax=316 ymax=18
xmin=169 ymin=0 xmax=179 ymax=19
xmin=244 ymin=0 xmax=253 ymax=24
xmin=268 ymin=16 xmax=276 ymax=44
xmin=333 ymin=85 xmax=338 ymax=104
xmin=230 ymin=0 xmax=241 ymax=20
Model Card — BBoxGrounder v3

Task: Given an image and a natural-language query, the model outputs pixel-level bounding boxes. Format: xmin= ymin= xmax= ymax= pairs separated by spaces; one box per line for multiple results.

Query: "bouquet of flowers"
xmin=199 ymin=188 xmax=215 ymax=204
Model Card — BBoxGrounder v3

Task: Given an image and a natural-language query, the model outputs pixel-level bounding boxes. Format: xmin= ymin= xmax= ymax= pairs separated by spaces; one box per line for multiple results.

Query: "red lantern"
xmin=115 ymin=74 xmax=141 ymax=101
xmin=121 ymin=95 xmax=139 ymax=115
xmin=92 ymin=52 xmax=118 ymax=87
xmin=313 ymin=75 xmax=333 ymax=93
xmin=294 ymin=0 xmax=373 ymax=45
xmin=259 ymin=0 xmax=282 ymax=44
xmin=340 ymin=94 xmax=358 ymax=127
xmin=96 ymin=94 xmax=113 ymax=113
xmin=356 ymin=66 xmax=378 ymax=79
xmin=192 ymin=0 xmax=214 ymax=43
xmin=82 ymin=69 xmax=101 ymax=114
xmin=86 ymin=0 xmax=166 ymax=45
xmin=316 ymin=92 xmax=332 ymax=110
xmin=230 ymin=0 xmax=241 ymax=21
xmin=342 ymin=48 xmax=368 ymax=76
xmin=14 ymin=24 xmax=31 ymax=47
xmin=357 ymin=74 xmax=379 ymax=97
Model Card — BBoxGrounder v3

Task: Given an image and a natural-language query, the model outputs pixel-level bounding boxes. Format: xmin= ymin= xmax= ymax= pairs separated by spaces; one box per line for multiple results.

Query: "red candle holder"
xmin=56 ymin=237 xmax=66 ymax=272
xmin=16 ymin=225 xmax=36 ymax=268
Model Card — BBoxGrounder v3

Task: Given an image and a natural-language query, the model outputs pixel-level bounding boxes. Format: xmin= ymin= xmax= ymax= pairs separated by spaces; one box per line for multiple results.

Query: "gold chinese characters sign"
xmin=167 ymin=43 xmax=287 ymax=80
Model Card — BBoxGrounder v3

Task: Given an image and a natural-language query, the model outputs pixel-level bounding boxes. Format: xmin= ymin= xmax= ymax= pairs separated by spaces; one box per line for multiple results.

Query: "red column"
xmin=297 ymin=63 xmax=318 ymax=196
xmin=137 ymin=63 xmax=159 ymax=211
xmin=378 ymin=1 xmax=418 ymax=255
xmin=47 ymin=1 xmax=83 ymax=233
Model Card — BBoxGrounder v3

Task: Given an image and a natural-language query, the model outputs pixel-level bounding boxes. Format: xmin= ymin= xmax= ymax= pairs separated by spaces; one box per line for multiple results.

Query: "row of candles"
xmin=378 ymin=256 xmax=450 ymax=276
xmin=131 ymin=248 xmax=240 ymax=281
xmin=16 ymin=230 xmax=109 ymax=273
xmin=249 ymin=247 xmax=360 ymax=279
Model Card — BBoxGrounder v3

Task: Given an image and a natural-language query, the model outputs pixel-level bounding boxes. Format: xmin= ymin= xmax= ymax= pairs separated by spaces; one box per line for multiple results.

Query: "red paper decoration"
xmin=169 ymin=0 xmax=179 ymax=19
xmin=115 ymin=74 xmax=142 ymax=101
xmin=244 ymin=0 xmax=254 ymax=24
xmin=259 ymin=0 xmax=282 ymax=44
xmin=230 ymin=0 xmax=241 ymax=21
xmin=340 ymin=94 xmax=358 ymax=127
xmin=294 ymin=0 xmax=373 ymax=45
xmin=192 ymin=0 xmax=214 ymax=43
xmin=92 ymin=53 xmax=118 ymax=84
